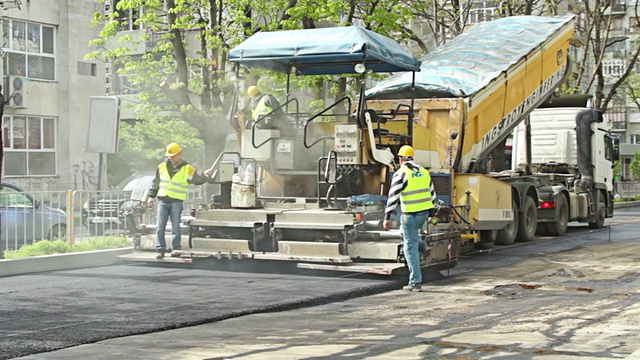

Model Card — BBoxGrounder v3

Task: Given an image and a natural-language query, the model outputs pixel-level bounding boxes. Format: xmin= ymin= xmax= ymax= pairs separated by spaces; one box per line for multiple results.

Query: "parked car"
xmin=82 ymin=171 xmax=204 ymax=236
xmin=82 ymin=172 xmax=155 ymax=236
xmin=0 ymin=181 xmax=67 ymax=251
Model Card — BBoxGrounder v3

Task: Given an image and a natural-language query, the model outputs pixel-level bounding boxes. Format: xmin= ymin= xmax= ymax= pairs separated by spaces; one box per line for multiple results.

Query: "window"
xmin=2 ymin=20 xmax=55 ymax=81
xmin=612 ymin=18 xmax=623 ymax=30
xmin=628 ymin=134 xmax=640 ymax=144
xmin=0 ymin=186 xmax=32 ymax=208
xmin=114 ymin=0 xmax=144 ymax=31
xmin=2 ymin=115 xmax=57 ymax=176
xmin=602 ymin=60 xmax=625 ymax=76
xmin=77 ymin=62 xmax=97 ymax=76
xmin=465 ymin=1 xmax=498 ymax=25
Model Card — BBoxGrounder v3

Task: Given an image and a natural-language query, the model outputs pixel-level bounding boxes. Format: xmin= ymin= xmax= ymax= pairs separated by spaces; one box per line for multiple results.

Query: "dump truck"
xmin=123 ymin=26 xmax=462 ymax=276
xmin=364 ymin=15 xmax=619 ymax=249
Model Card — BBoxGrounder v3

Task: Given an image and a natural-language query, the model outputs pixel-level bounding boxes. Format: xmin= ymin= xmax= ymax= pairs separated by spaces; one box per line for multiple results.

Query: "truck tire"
xmin=477 ymin=229 xmax=496 ymax=249
xmin=588 ymin=191 xmax=606 ymax=229
xmin=496 ymin=200 xmax=518 ymax=245
xmin=546 ymin=194 xmax=568 ymax=236
xmin=516 ymin=196 xmax=537 ymax=242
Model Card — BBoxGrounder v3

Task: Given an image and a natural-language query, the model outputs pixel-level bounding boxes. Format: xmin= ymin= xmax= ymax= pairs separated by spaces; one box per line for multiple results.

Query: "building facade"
xmin=1 ymin=0 xmax=105 ymax=191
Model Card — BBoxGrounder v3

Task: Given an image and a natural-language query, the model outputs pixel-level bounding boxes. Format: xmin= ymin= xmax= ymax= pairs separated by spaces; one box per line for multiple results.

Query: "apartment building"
xmin=600 ymin=0 xmax=640 ymax=178
xmin=0 ymin=0 xmax=105 ymax=191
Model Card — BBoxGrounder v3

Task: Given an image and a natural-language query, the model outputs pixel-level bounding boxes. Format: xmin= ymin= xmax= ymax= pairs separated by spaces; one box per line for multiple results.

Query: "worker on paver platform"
xmin=383 ymin=145 xmax=436 ymax=292
xmin=246 ymin=85 xmax=291 ymax=135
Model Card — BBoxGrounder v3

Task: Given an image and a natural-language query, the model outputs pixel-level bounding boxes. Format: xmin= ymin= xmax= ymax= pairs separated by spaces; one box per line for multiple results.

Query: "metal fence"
xmin=617 ymin=181 xmax=640 ymax=199
xmin=0 ymin=187 xmax=205 ymax=253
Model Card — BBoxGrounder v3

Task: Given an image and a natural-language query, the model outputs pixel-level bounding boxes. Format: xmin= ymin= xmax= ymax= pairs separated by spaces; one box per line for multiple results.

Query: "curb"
xmin=614 ymin=200 xmax=640 ymax=209
xmin=0 ymin=248 xmax=134 ymax=277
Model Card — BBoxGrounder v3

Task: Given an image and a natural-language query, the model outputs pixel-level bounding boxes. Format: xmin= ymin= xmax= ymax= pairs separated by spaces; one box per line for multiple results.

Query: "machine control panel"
xmin=334 ymin=124 xmax=360 ymax=164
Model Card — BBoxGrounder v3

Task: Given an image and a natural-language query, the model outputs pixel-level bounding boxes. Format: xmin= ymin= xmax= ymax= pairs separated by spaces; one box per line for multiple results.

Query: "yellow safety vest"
xmin=400 ymin=165 xmax=435 ymax=213
xmin=251 ymin=95 xmax=273 ymax=121
xmin=156 ymin=162 xmax=194 ymax=201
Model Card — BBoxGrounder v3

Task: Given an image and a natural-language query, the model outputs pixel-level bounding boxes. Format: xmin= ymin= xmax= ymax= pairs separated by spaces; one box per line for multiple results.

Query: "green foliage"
xmin=72 ymin=237 xmax=134 ymax=252
xmin=107 ymin=117 xmax=205 ymax=185
xmin=632 ymin=151 xmax=640 ymax=181
xmin=5 ymin=238 xmax=133 ymax=259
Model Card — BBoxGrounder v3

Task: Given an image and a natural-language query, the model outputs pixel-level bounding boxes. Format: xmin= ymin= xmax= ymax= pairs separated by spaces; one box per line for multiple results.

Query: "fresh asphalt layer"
xmin=0 ymin=261 xmax=403 ymax=360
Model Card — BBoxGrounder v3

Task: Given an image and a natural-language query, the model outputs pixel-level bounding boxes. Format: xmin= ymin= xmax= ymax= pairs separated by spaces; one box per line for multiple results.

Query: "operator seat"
xmin=362 ymin=109 xmax=408 ymax=148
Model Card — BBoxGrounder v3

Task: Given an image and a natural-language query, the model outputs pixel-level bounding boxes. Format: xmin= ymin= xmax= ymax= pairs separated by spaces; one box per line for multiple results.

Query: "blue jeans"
xmin=155 ymin=199 xmax=183 ymax=252
xmin=401 ymin=210 xmax=429 ymax=286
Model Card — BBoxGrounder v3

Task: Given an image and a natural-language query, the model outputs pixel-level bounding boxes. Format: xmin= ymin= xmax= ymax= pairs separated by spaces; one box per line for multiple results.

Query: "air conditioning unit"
xmin=7 ymin=76 xmax=29 ymax=108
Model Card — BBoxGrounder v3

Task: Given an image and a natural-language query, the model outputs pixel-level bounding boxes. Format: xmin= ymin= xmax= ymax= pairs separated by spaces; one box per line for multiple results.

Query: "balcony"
xmin=603 ymin=3 xmax=626 ymax=15
xmin=606 ymin=108 xmax=627 ymax=131
xmin=611 ymin=3 xmax=626 ymax=14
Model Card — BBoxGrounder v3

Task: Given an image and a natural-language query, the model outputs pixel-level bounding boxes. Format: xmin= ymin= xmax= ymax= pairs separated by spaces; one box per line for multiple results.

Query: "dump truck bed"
xmin=367 ymin=15 xmax=575 ymax=173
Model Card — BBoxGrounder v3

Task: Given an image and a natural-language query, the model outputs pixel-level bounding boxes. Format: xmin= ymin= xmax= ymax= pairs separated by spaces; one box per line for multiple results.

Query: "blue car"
xmin=0 ymin=181 xmax=67 ymax=251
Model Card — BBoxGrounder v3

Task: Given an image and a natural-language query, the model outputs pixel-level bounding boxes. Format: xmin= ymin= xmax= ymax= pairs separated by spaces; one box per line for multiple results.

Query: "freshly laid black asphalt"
xmin=0 ymin=262 xmax=402 ymax=360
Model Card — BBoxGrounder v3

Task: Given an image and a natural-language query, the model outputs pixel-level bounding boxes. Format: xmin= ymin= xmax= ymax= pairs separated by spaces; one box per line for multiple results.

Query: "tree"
xmin=88 ymin=0 xmax=419 ymax=176
xmin=569 ymin=1 xmax=640 ymax=111
xmin=631 ymin=151 xmax=640 ymax=181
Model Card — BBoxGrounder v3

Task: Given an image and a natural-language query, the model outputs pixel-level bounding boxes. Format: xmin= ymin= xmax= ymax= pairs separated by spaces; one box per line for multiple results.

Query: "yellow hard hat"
xmin=165 ymin=142 xmax=181 ymax=157
xmin=247 ymin=85 xmax=260 ymax=98
xmin=398 ymin=145 xmax=414 ymax=158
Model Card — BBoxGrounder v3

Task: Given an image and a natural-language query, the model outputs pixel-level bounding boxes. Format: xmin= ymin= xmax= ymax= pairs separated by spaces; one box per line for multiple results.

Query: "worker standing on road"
xmin=383 ymin=145 xmax=436 ymax=292
xmin=147 ymin=143 xmax=212 ymax=259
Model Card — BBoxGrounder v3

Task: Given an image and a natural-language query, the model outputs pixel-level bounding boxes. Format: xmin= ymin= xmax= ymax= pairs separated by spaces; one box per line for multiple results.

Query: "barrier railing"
xmin=1 ymin=188 xmax=204 ymax=253
xmin=617 ymin=181 xmax=640 ymax=200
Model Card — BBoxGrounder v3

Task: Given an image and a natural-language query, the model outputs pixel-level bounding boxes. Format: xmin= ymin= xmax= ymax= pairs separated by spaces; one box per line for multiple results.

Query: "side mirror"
xmin=613 ymin=136 xmax=620 ymax=162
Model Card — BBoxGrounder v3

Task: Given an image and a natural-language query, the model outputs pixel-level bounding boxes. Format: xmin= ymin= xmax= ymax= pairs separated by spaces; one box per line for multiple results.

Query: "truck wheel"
xmin=588 ymin=191 xmax=606 ymax=229
xmin=477 ymin=229 xmax=496 ymax=249
xmin=496 ymin=200 xmax=518 ymax=245
xmin=516 ymin=196 xmax=537 ymax=242
xmin=547 ymin=194 xmax=568 ymax=236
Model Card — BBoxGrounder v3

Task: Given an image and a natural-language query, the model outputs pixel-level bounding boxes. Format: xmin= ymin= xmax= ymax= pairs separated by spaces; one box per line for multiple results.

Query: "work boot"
xmin=156 ymin=250 xmax=165 ymax=259
xmin=402 ymin=284 xmax=423 ymax=292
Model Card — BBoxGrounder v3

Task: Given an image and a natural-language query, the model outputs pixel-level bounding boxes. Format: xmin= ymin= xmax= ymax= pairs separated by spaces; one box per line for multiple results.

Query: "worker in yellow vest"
xmin=246 ymin=85 xmax=291 ymax=135
xmin=383 ymin=145 xmax=436 ymax=292
xmin=147 ymin=143 xmax=213 ymax=259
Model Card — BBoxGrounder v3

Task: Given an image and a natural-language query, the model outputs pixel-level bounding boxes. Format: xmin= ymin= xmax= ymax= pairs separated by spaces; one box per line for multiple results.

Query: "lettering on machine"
xmin=480 ymin=64 xmax=567 ymax=151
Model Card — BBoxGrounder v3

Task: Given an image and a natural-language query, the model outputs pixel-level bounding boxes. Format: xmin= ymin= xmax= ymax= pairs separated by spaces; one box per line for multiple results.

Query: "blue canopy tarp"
xmin=366 ymin=16 xmax=575 ymax=99
xmin=228 ymin=26 xmax=421 ymax=75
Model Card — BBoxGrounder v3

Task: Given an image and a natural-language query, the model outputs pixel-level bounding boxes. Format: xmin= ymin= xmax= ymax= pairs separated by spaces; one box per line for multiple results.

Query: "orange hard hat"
xmin=398 ymin=145 xmax=414 ymax=158
xmin=165 ymin=142 xmax=182 ymax=157
xmin=247 ymin=85 xmax=260 ymax=97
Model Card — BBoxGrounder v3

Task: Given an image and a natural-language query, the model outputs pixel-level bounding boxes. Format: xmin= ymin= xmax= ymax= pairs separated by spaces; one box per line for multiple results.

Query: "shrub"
xmin=4 ymin=237 xmax=133 ymax=259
